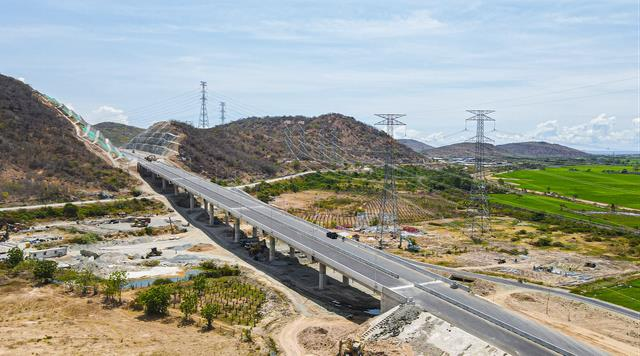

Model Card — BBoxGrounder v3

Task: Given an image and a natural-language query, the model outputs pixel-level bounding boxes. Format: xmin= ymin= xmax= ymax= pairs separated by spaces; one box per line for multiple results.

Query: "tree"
xmin=62 ymin=203 xmax=79 ymax=219
xmin=6 ymin=247 xmax=23 ymax=268
xmin=104 ymin=270 xmax=128 ymax=303
xmin=201 ymin=303 xmax=219 ymax=330
xmin=180 ymin=291 xmax=198 ymax=321
xmin=76 ymin=268 xmax=99 ymax=296
xmin=33 ymin=260 xmax=57 ymax=283
xmin=136 ymin=285 xmax=171 ymax=316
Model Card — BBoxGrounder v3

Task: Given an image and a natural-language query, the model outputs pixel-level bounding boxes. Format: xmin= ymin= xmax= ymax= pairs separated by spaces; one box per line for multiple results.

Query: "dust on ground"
xmin=476 ymin=282 xmax=640 ymax=356
xmin=0 ymin=282 xmax=257 ymax=356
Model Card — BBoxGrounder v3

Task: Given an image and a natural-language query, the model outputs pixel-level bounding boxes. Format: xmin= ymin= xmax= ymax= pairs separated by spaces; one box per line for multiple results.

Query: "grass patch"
xmin=571 ymin=275 xmax=640 ymax=312
xmin=0 ymin=198 xmax=165 ymax=225
xmin=490 ymin=193 xmax=640 ymax=230
xmin=497 ymin=165 xmax=640 ymax=209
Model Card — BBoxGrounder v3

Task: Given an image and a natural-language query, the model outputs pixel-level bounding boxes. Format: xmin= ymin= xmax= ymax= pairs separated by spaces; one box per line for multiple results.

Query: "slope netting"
xmin=38 ymin=93 xmax=124 ymax=159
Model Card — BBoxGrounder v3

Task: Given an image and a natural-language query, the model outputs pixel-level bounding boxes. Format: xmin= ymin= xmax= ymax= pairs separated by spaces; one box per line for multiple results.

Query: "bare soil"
xmin=479 ymin=283 xmax=640 ymax=355
xmin=0 ymin=282 xmax=258 ymax=356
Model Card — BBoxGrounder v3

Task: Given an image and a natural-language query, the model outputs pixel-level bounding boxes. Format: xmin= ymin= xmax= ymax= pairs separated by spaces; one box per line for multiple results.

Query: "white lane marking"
xmin=390 ymin=284 xmax=416 ymax=291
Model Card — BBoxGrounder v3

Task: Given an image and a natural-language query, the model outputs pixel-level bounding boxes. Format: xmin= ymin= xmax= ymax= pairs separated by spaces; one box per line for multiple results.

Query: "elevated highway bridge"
xmin=129 ymin=152 xmax=604 ymax=356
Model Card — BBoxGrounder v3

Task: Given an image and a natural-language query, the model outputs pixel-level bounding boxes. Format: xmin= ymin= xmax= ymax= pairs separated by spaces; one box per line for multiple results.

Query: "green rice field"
xmin=497 ymin=165 xmax=640 ymax=209
xmin=490 ymin=193 xmax=640 ymax=229
xmin=572 ymin=277 xmax=640 ymax=312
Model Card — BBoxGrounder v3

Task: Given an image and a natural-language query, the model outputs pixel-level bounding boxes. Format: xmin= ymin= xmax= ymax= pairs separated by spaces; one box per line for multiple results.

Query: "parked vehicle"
xmin=326 ymin=232 xmax=339 ymax=239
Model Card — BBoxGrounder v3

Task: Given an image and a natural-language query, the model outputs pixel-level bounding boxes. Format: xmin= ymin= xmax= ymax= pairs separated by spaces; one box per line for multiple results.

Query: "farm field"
xmin=490 ymin=193 xmax=640 ymax=229
xmin=497 ymin=165 xmax=640 ymax=209
xmin=572 ymin=277 xmax=640 ymax=312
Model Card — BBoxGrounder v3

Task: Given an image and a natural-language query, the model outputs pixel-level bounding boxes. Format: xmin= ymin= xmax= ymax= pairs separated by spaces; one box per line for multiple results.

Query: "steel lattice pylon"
xmin=198 ymin=81 xmax=209 ymax=128
xmin=374 ymin=114 xmax=406 ymax=249
xmin=465 ymin=110 xmax=495 ymax=242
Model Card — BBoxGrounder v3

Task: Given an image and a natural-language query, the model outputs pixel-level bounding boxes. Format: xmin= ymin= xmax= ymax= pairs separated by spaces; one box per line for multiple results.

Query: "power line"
xmin=198 ymin=81 xmax=209 ymax=128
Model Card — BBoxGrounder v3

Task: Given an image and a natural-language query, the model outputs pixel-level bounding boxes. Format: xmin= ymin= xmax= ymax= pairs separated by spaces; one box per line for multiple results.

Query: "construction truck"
xmin=146 ymin=247 xmax=162 ymax=258
xmin=406 ymin=237 xmax=420 ymax=252
xmin=132 ymin=217 xmax=151 ymax=227
xmin=145 ymin=154 xmax=157 ymax=162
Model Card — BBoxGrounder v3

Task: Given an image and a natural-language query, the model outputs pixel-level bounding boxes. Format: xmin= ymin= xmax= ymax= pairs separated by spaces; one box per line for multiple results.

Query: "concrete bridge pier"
xmin=173 ymin=184 xmax=179 ymax=195
xmin=161 ymin=178 xmax=167 ymax=192
xmin=252 ymin=226 xmax=258 ymax=239
xmin=203 ymin=200 xmax=208 ymax=213
xmin=225 ymin=211 xmax=230 ymax=225
xmin=342 ymin=275 xmax=350 ymax=286
xmin=189 ymin=193 xmax=195 ymax=210
xmin=289 ymin=246 xmax=296 ymax=258
xmin=234 ymin=218 xmax=241 ymax=242
xmin=208 ymin=203 xmax=215 ymax=225
xmin=268 ymin=236 xmax=276 ymax=261
xmin=318 ymin=263 xmax=327 ymax=290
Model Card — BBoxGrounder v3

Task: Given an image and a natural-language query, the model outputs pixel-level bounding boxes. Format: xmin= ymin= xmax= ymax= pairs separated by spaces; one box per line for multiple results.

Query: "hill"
xmin=398 ymin=138 xmax=434 ymax=153
xmin=128 ymin=113 xmax=421 ymax=182
xmin=0 ymin=74 xmax=134 ymax=206
xmin=94 ymin=122 xmax=144 ymax=147
xmin=423 ymin=141 xmax=589 ymax=159
xmin=497 ymin=141 xmax=590 ymax=158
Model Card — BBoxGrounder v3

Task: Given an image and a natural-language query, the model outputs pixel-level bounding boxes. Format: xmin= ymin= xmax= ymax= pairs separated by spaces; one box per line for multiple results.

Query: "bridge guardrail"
xmin=414 ymin=283 xmax=575 ymax=356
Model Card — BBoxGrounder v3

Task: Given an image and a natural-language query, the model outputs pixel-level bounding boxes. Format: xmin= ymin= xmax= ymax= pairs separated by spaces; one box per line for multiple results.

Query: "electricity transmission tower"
xmin=465 ymin=110 xmax=495 ymax=242
xmin=374 ymin=114 xmax=406 ymax=249
xmin=198 ymin=81 xmax=209 ymax=128
xmin=219 ymin=101 xmax=226 ymax=125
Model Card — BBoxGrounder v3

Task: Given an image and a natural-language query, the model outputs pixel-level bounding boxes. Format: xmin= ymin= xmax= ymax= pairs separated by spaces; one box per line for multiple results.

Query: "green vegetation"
xmin=248 ymin=166 xmax=473 ymax=203
xmin=103 ymin=270 xmax=127 ymax=303
xmin=490 ymin=193 xmax=640 ymax=230
xmin=201 ymin=303 xmax=220 ymax=330
xmin=6 ymin=247 xmax=23 ymax=268
xmin=136 ymin=284 xmax=172 ymax=316
xmin=32 ymin=260 xmax=57 ymax=283
xmin=571 ymin=275 xmax=640 ymax=312
xmin=0 ymin=198 xmax=165 ymax=225
xmin=497 ymin=165 xmax=640 ymax=209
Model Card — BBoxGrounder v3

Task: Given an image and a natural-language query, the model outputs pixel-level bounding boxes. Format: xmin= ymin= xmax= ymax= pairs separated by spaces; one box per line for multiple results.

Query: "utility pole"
xmin=465 ymin=110 xmax=495 ymax=242
xmin=198 ymin=81 xmax=209 ymax=128
xmin=219 ymin=101 xmax=226 ymax=125
xmin=374 ymin=114 xmax=406 ymax=249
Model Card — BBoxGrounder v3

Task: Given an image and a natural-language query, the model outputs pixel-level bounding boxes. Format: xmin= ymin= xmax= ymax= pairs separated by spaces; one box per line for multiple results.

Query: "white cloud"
xmin=529 ymin=114 xmax=637 ymax=149
xmin=88 ymin=105 xmax=128 ymax=125
xmin=241 ymin=10 xmax=445 ymax=41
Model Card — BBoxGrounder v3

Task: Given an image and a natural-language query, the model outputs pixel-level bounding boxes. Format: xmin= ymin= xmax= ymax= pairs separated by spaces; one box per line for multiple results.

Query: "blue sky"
xmin=1 ymin=0 xmax=639 ymax=151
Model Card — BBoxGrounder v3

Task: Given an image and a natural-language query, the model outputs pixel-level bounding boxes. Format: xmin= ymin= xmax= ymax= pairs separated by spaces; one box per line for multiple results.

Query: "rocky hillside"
xmin=498 ymin=141 xmax=589 ymax=158
xmin=131 ymin=113 xmax=421 ymax=182
xmin=398 ymin=138 xmax=434 ymax=153
xmin=94 ymin=122 xmax=144 ymax=147
xmin=0 ymin=74 xmax=134 ymax=206
xmin=423 ymin=141 xmax=589 ymax=159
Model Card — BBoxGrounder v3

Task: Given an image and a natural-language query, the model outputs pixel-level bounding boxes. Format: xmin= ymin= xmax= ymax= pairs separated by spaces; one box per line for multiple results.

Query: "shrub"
xmin=63 ymin=203 xmax=79 ymax=219
xmin=136 ymin=285 xmax=171 ymax=316
xmin=533 ymin=237 xmax=553 ymax=247
xmin=180 ymin=291 xmax=198 ymax=321
xmin=152 ymin=278 xmax=173 ymax=286
xmin=201 ymin=303 xmax=220 ymax=330
xmin=33 ymin=260 xmax=57 ymax=283
xmin=103 ymin=270 xmax=128 ymax=303
xmin=6 ymin=247 xmax=23 ymax=268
